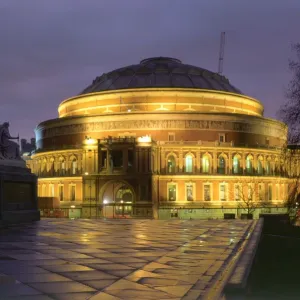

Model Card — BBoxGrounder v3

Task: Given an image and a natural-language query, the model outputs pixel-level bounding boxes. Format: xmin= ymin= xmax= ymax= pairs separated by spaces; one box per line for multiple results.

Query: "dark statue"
xmin=0 ymin=122 xmax=21 ymax=160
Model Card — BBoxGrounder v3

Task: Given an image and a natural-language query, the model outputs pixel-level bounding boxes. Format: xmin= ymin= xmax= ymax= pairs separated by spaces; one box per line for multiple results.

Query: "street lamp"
xmin=103 ymin=199 xmax=108 ymax=218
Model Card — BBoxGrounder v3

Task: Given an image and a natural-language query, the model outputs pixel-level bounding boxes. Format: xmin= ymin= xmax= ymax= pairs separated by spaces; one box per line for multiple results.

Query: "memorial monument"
xmin=0 ymin=122 xmax=40 ymax=225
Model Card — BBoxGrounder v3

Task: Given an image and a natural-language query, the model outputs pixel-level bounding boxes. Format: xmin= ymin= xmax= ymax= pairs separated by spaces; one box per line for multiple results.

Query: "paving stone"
xmin=11 ymin=273 xmax=72 ymax=283
xmin=88 ymin=292 xmax=122 ymax=300
xmin=28 ymin=281 xmax=96 ymax=294
xmin=81 ymin=279 xmax=117 ymax=290
xmin=155 ymin=285 xmax=193 ymax=297
xmin=0 ymin=219 xmax=255 ymax=299
xmin=41 ymin=264 xmax=94 ymax=273
xmin=61 ymin=270 xmax=117 ymax=281
xmin=50 ymin=292 xmax=96 ymax=299
xmin=0 ymin=282 xmax=41 ymax=297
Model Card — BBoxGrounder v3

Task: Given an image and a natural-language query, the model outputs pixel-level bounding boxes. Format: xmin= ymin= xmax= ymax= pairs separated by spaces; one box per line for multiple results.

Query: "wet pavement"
xmin=0 ymin=219 xmax=253 ymax=299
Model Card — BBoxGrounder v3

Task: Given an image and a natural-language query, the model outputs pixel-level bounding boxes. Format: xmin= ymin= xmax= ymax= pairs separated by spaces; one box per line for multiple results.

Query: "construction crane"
xmin=218 ymin=31 xmax=226 ymax=75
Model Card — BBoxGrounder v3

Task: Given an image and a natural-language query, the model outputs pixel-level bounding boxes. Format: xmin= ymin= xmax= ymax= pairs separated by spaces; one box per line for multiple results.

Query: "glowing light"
xmin=120 ymin=200 xmax=124 ymax=204
xmin=127 ymin=109 xmax=131 ymax=112
xmin=85 ymin=138 xmax=97 ymax=145
xmin=84 ymin=172 xmax=89 ymax=175
xmin=103 ymin=199 xmax=108 ymax=204
xmin=137 ymin=135 xmax=152 ymax=143
xmin=70 ymin=205 xmax=75 ymax=208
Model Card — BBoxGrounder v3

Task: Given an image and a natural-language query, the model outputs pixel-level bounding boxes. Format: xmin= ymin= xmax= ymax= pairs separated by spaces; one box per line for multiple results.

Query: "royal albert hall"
xmin=26 ymin=57 xmax=295 ymax=219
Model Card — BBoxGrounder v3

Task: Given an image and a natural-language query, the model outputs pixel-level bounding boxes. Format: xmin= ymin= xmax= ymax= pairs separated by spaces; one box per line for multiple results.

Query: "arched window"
xmin=218 ymin=156 xmax=226 ymax=174
xmin=42 ymin=159 xmax=47 ymax=173
xmin=167 ymin=155 xmax=176 ymax=173
xmin=59 ymin=158 xmax=66 ymax=175
xmin=246 ymin=156 xmax=253 ymax=174
xmin=50 ymin=159 xmax=55 ymax=175
xmin=71 ymin=158 xmax=77 ymax=175
xmin=266 ymin=160 xmax=271 ymax=175
xmin=185 ymin=155 xmax=193 ymax=173
xmin=257 ymin=159 xmax=263 ymax=175
xmin=233 ymin=156 xmax=241 ymax=174
xmin=202 ymin=156 xmax=210 ymax=173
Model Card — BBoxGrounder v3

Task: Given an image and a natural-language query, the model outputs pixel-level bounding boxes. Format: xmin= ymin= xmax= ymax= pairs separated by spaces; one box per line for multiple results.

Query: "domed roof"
xmin=79 ymin=57 xmax=242 ymax=95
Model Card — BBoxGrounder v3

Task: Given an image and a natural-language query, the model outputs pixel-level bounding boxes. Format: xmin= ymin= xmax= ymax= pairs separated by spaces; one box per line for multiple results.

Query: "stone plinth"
xmin=0 ymin=160 xmax=40 ymax=225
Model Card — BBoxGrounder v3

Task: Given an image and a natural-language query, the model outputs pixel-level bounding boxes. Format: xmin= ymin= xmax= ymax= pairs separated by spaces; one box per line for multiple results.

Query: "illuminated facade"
xmin=26 ymin=57 xmax=298 ymax=219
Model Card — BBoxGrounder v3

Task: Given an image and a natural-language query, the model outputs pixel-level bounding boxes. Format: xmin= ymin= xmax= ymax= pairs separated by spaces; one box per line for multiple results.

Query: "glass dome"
xmin=79 ymin=57 xmax=242 ymax=95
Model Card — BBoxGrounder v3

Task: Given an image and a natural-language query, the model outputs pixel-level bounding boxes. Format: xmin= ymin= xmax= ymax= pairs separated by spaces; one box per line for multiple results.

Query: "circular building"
xmin=29 ymin=57 xmax=290 ymax=219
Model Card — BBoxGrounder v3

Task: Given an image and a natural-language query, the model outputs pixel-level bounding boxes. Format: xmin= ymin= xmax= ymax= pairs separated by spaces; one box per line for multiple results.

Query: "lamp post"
xmin=103 ymin=199 xmax=108 ymax=219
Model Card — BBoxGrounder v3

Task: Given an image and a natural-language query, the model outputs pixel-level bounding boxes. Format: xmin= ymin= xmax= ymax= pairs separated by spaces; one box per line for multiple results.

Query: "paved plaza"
xmin=0 ymin=219 xmax=254 ymax=299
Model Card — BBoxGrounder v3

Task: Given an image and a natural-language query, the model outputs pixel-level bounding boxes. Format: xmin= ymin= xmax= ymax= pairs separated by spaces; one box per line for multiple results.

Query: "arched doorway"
xmin=101 ymin=181 xmax=135 ymax=218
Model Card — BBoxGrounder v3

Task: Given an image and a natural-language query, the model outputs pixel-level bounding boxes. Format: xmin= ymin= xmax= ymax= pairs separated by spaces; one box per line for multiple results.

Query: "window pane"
xmin=71 ymin=186 xmax=75 ymax=201
xmin=186 ymin=184 xmax=193 ymax=201
xmin=204 ymin=185 xmax=211 ymax=201
xmin=259 ymin=185 xmax=264 ymax=200
xmin=202 ymin=157 xmax=209 ymax=173
xmin=233 ymin=157 xmax=240 ymax=174
xmin=59 ymin=186 xmax=64 ymax=201
xmin=258 ymin=160 xmax=263 ymax=174
xmin=168 ymin=156 xmax=176 ymax=173
xmin=268 ymin=185 xmax=272 ymax=200
xmin=220 ymin=184 xmax=226 ymax=201
xmin=168 ymin=184 xmax=176 ymax=201
xmin=185 ymin=156 xmax=193 ymax=172
xmin=235 ymin=185 xmax=240 ymax=201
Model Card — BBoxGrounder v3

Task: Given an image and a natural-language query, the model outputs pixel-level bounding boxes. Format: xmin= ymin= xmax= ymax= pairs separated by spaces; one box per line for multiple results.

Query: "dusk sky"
xmin=1 ymin=0 xmax=300 ymax=141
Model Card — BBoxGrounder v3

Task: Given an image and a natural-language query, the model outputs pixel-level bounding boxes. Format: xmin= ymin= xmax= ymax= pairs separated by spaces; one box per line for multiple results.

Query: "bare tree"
xmin=278 ymin=43 xmax=300 ymax=144
xmin=233 ymin=180 xmax=267 ymax=219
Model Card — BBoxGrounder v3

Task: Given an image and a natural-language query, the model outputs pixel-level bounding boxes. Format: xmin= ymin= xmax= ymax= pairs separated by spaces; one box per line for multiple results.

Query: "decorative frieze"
xmin=41 ymin=119 xmax=286 ymax=139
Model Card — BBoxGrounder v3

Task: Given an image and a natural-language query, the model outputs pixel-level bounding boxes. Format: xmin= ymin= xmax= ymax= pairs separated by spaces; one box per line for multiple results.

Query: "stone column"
xmin=94 ymin=148 xmax=98 ymax=173
xmin=253 ymin=155 xmax=257 ymax=174
xmin=179 ymin=149 xmax=183 ymax=173
xmin=242 ymin=153 xmax=246 ymax=174
xmin=156 ymin=148 xmax=160 ymax=174
xmin=213 ymin=151 xmax=217 ymax=174
xmin=196 ymin=151 xmax=200 ymax=173
xmin=160 ymin=149 xmax=165 ymax=174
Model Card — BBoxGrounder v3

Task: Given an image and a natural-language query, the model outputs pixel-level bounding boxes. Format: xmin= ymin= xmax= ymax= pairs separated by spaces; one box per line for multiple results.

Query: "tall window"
xmin=248 ymin=185 xmax=253 ymax=200
xmin=70 ymin=185 xmax=76 ymax=201
xmin=59 ymin=185 xmax=64 ymax=201
xmin=185 ymin=155 xmax=193 ymax=173
xmin=266 ymin=161 xmax=271 ymax=175
xmin=168 ymin=133 xmax=175 ymax=141
xmin=246 ymin=156 xmax=253 ymax=174
xmin=168 ymin=184 xmax=176 ymax=201
xmin=218 ymin=156 xmax=226 ymax=174
xmin=60 ymin=159 xmax=66 ymax=175
xmin=234 ymin=184 xmax=241 ymax=201
xmin=186 ymin=183 xmax=194 ymax=201
xmin=167 ymin=156 xmax=176 ymax=173
xmin=202 ymin=156 xmax=210 ymax=173
xmin=233 ymin=156 xmax=240 ymax=174
xmin=219 ymin=184 xmax=227 ymax=201
xmin=204 ymin=184 xmax=211 ymax=201
xmin=258 ymin=184 xmax=264 ymax=201
xmin=268 ymin=184 xmax=272 ymax=201
xmin=50 ymin=161 xmax=55 ymax=175
xmin=257 ymin=159 xmax=263 ymax=175
xmin=71 ymin=159 xmax=77 ymax=175
xmin=219 ymin=134 xmax=226 ymax=143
